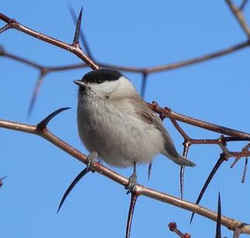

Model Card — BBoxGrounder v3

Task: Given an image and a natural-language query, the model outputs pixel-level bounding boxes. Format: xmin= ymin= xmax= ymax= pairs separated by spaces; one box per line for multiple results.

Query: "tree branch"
xmin=0 ymin=13 xmax=98 ymax=70
xmin=0 ymin=117 xmax=250 ymax=234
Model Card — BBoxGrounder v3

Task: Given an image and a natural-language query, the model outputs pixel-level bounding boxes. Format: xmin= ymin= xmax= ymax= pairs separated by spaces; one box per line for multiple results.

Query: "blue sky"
xmin=1 ymin=1 xmax=250 ymax=237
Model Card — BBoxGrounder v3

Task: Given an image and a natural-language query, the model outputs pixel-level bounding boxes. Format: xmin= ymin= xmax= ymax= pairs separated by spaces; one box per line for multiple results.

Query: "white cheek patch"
xmin=90 ymin=80 xmax=120 ymax=96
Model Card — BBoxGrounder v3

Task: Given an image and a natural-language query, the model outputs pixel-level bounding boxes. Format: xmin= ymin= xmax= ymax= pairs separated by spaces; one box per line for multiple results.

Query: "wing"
xmin=112 ymin=95 xmax=196 ymax=167
xmin=127 ymin=96 xmax=179 ymax=158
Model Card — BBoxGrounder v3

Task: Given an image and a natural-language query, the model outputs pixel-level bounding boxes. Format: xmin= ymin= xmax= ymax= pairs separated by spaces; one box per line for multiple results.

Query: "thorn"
xmin=239 ymin=0 xmax=248 ymax=11
xmin=27 ymin=75 xmax=44 ymax=118
xmin=69 ymin=6 xmax=94 ymax=59
xmin=126 ymin=192 xmax=138 ymax=238
xmin=36 ymin=107 xmax=71 ymax=131
xmin=0 ymin=176 xmax=7 ymax=187
xmin=72 ymin=7 xmax=83 ymax=47
xmin=57 ymin=167 xmax=91 ymax=213
xmin=230 ymin=157 xmax=240 ymax=168
xmin=147 ymin=162 xmax=152 ymax=181
xmin=140 ymin=73 xmax=147 ymax=99
xmin=216 ymin=192 xmax=222 ymax=238
xmin=241 ymin=157 xmax=248 ymax=183
xmin=0 ymin=45 xmax=5 ymax=55
xmin=179 ymin=166 xmax=185 ymax=200
xmin=190 ymin=154 xmax=225 ymax=223
xmin=0 ymin=24 xmax=11 ymax=34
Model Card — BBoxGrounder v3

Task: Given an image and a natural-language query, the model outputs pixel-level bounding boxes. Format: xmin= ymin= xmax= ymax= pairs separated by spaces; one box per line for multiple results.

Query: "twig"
xmin=0 ymin=13 xmax=98 ymax=70
xmin=225 ymin=0 xmax=250 ymax=37
xmin=149 ymin=104 xmax=250 ymax=139
xmin=0 ymin=12 xmax=250 ymax=74
xmin=126 ymin=193 xmax=138 ymax=238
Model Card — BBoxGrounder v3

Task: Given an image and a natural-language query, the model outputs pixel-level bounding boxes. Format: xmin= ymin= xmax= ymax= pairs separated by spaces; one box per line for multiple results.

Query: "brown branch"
xmin=0 ymin=117 xmax=250 ymax=234
xmin=2 ymin=40 xmax=249 ymax=75
xmin=2 ymin=50 xmax=44 ymax=70
xmin=1 ymin=12 xmax=250 ymax=75
xmin=150 ymin=104 xmax=250 ymax=139
xmin=0 ymin=13 xmax=98 ymax=70
xmin=144 ymin=41 xmax=250 ymax=73
xmin=1 ymin=9 xmax=250 ymax=236
xmin=0 ymin=48 xmax=87 ymax=72
xmin=165 ymin=110 xmax=250 ymax=200
xmin=4 ymin=49 xmax=250 ymax=143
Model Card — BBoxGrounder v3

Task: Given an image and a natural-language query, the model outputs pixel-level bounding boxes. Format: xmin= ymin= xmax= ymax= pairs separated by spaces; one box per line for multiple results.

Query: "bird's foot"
xmin=126 ymin=161 xmax=137 ymax=194
xmin=126 ymin=173 xmax=137 ymax=194
xmin=86 ymin=151 xmax=98 ymax=172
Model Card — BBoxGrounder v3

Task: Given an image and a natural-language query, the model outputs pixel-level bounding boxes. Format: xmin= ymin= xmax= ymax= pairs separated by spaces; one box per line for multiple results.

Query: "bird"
xmin=75 ymin=69 xmax=195 ymax=169
xmin=57 ymin=69 xmax=195 ymax=212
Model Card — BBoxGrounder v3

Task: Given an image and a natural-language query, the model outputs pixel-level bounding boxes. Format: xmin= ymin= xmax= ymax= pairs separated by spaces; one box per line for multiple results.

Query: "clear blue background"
xmin=1 ymin=1 xmax=250 ymax=237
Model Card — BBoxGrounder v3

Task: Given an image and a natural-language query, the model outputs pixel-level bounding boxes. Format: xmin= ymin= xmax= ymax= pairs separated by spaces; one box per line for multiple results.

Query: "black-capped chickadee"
xmin=74 ymin=69 xmax=195 ymax=175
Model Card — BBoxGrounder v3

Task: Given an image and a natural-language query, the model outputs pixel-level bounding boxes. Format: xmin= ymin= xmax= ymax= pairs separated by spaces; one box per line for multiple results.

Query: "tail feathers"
xmin=175 ymin=156 xmax=196 ymax=167
xmin=166 ymin=154 xmax=196 ymax=167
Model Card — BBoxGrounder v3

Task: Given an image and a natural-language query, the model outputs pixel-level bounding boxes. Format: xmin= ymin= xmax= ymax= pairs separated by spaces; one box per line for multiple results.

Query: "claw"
xmin=86 ymin=151 xmax=98 ymax=171
xmin=126 ymin=161 xmax=137 ymax=194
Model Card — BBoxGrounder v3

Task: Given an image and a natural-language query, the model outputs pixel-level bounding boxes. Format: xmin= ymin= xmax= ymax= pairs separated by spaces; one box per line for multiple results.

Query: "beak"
xmin=74 ymin=80 xmax=86 ymax=88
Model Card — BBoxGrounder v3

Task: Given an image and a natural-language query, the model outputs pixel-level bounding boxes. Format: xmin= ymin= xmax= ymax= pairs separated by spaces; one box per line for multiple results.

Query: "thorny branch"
xmin=1 ymin=0 xmax=250 ymax=236
xmin=0 ymin=12 xmax=250 ymax=75
xmin=0 ymin=13 xmax=98 ymax=70
xmin=0 ymin=116 xmax=250 ymax=234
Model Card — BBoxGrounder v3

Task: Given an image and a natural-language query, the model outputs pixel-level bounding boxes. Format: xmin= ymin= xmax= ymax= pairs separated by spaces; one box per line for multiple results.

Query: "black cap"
xmin=82 ymin=69 xmax=122 ymax=84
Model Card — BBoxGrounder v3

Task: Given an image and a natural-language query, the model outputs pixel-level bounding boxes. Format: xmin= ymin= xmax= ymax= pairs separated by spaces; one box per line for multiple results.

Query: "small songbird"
xmin=57 ymin=69 xmax=195 ymax=212
xmin=74 ymin=69 xmax=195 ymax=170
